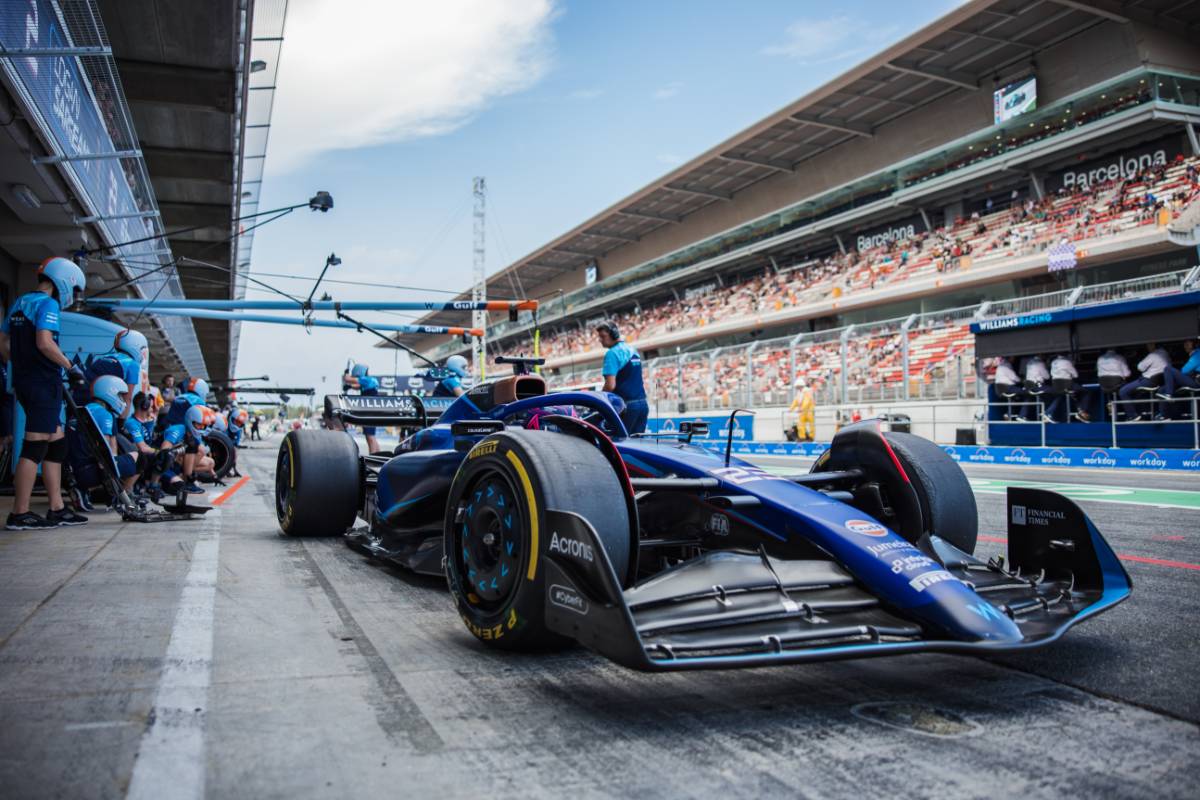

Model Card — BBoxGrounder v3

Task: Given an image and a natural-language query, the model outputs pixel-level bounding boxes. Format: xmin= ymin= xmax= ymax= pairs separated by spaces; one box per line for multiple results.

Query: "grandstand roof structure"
xmin=400 ymin=0 xmax=1200 ymax=346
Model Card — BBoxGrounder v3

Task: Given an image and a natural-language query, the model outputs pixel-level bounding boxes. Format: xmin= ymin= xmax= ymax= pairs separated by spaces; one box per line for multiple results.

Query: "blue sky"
xmin=235 ymin=0 xmax=959 ymax=394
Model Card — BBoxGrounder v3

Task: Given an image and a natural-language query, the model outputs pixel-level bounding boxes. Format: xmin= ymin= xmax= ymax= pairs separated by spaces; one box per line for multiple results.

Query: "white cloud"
xmin=267 ymin=0 xmax=558 ymax=172
xmin=653 ymin=81 xmax=682 ymax=100
xmin=762 ymin=16 xmax=897 ymax=64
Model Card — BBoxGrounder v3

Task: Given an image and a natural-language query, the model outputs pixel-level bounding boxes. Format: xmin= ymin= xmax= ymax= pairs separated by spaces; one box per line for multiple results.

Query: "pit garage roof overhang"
xmin=95 ymin=0 xmax=284 ymax=381
xmin=401 ymin=0 xmax=1200 ymax=342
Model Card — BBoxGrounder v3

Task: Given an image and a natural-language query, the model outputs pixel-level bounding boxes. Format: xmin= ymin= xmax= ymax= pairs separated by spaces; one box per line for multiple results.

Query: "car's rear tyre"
xmin=206 ymin=430 xmax=236 ymax=480
xmin=445 ymin=429 xmax=629 ymax=651
xmin=883 ymin=432 xmax=977 ymax=555
xmin=276 ymin=429 xmax=360 ymax=537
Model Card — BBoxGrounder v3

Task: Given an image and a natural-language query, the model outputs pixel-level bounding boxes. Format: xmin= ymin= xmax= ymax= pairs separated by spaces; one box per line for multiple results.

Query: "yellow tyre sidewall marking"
xmin=505 ymin=449 xmax=539 ymax=581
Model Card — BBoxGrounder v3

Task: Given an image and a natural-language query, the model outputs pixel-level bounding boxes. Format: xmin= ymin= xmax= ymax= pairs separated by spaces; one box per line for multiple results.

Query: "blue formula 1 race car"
xmin=275 ymin=357 xmax=1130 ymax=671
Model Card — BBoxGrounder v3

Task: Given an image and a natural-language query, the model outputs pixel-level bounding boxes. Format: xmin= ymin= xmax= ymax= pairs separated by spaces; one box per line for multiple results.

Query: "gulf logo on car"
xmin=845 ymin=519 xmax=888 ymax=537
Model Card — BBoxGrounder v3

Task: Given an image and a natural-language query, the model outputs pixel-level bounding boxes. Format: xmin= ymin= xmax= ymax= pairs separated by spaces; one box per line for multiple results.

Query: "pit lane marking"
xmin=212 ymin=475 xmax=251 ymax=506
xmin=127 ymin=517 xmax=220 ymax=800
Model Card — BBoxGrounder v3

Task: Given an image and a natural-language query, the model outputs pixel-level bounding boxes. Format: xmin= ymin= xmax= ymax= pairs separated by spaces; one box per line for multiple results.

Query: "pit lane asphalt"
xmin=0 ymin=441 xmax=1195 ymax=799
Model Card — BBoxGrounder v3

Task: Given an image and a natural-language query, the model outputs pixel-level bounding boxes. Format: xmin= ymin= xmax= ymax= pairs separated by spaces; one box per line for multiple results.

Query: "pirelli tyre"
xmin=883 ymin=431 xmax=977 ymax=555
xmin=445 ymin=429 xmax=630 ymax=651
xmin=276 ymin=429 xmax=361 ymax=537
xmin=205 ymin=430 xmax=237 ymax=481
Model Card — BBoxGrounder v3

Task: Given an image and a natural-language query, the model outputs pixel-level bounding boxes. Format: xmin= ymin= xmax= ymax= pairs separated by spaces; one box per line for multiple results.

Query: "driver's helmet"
xmin=351 ymin=363 xmax=369 ymax=378
xmin=524 ymin=404 xmax=578 ymax=431
xmin=185 ymin=404 xmax=217 ymax=439
xmin=445 ymin=355 xmax=469 ymax=378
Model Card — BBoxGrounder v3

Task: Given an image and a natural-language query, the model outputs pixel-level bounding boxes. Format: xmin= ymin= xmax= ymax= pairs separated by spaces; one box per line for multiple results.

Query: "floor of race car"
xmin=0 ymin=441 xmax=1196 ymax=799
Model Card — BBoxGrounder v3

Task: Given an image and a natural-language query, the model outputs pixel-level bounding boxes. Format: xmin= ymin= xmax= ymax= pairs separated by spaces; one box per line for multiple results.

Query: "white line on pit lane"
xmin=126 ymin=514 xmax=220 ymax=800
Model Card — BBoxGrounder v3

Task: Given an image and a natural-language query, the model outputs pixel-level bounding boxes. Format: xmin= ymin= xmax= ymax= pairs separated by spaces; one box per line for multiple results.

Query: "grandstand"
xmin=392 ymin=0 xmax=1200 ymax=429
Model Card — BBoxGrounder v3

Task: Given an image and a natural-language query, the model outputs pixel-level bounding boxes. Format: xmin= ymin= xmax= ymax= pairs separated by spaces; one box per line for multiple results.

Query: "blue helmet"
xmin=445 ymin=355 xmax=469 ymax=378
xmin=185 ymin=377 xmax=209 ymax=399
xmin=185 ymin=404 xmax=216 ymax=439
xmin=114 ymin=328 xmax=148 ymax=365
xmin=351 ymin=363 xmax=369 ymax=378
xmin=212 ymin=412 xmax=228 ymax=433
xmin=91 ymin=374 xmax=128 ymax=415
xmin=38 ymin=256 xmax=86 ymax=311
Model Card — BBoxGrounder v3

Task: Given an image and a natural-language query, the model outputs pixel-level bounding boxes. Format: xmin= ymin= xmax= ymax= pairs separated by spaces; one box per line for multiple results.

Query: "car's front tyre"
xmin=444 ymin=429 xmax=630 ymax=651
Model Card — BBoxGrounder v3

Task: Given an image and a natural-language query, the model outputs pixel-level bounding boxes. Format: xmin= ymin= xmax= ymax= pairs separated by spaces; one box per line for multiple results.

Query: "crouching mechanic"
xmin=85 ymin=375 xmax=143 ymax=497
xmin=159 ymin=404 xmax=217 ymax=494
xmin=342 ymin=363 xmax=383 ymax=452
xmin=595 ymin=322 xmax=648 ymax=435
xmin=0 ymin=256 xmax=89 ymax=529
xmin=121 ymin=392 xmax=160 ymax=495
xmin=165 ymin=377 xmax=209 ymax=491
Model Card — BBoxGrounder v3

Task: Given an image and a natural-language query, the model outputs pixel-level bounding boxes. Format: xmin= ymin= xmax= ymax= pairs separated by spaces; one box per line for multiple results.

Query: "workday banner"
xmin=699 ymin=441 xmax=1200 ymax=471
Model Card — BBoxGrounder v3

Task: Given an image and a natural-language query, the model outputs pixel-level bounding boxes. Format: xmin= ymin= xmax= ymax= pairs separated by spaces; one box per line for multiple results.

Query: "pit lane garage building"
xmin=0 ymin=0 xmax=285 ymax=381
xmin=399 ymin=0 xmax=1200 ymax=399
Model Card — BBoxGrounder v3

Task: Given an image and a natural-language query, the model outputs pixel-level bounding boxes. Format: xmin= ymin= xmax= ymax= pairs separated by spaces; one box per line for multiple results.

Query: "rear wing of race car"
xmin=538 ymin=487 xmax=1130 ymax=671
xmin=324 ymin=393 xmax=427 ymax=428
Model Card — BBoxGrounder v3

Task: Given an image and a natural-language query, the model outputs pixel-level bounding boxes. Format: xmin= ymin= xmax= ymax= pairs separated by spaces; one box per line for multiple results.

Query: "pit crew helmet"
xmin=445 ymin=355 xmax=469 ymax=378
xmin=185 ymin=377 xmax=209 ymax=399
xmin=114 ymin=328 xmax=149 ymax=365
xmin=351 ymin=363 xmax=369 ymax=378
xmin=38 ymin=256 xmax=86 ymax=312
xmin=185 ymin=405 xmax=217 ymax=439
xmin=234 ymin=408 xmax=249 ymax=427
xmin=91 ymin=374 xmax=128 ymax=415
xmin=212 ymin=412 xmax=228 ymax=433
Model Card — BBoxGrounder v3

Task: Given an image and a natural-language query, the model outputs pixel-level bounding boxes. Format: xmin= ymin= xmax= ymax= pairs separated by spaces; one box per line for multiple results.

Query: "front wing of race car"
xmin=539 ymin=487 xmax=1130 ymax=671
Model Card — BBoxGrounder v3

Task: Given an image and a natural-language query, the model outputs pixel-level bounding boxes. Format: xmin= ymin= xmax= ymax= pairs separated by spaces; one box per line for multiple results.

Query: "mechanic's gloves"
xmin=67 ymin=365 xmax=87 ymax=387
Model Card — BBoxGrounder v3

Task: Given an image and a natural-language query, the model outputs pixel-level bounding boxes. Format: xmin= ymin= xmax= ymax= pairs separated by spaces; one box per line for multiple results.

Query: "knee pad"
xmin=44 ymin=437 xmax=68 ymax=464
xmin=20 ymin=439 xmax=48 ymax=464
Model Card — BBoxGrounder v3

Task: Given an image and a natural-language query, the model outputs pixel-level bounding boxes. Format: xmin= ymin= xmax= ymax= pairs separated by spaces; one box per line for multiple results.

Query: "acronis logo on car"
xmin=548 ymin=531 xmax=593 ymax=562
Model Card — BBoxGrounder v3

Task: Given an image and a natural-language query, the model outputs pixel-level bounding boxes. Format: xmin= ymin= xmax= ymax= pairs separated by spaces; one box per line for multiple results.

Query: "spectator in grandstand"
xmin=1119 ymin=343 xmax=1171 ymax=420
xmin=1047 ymin=353 xmax=1091 ymax=422
xmin=595 ymin=321 xmax=648 ymax=435
xmin=789 ymin=379 xmax=815 ymax=442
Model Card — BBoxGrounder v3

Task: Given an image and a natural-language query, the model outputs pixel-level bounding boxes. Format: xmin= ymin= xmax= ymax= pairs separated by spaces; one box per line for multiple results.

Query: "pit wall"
xmin=648 ymin=399 xmax=982 ymax=444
